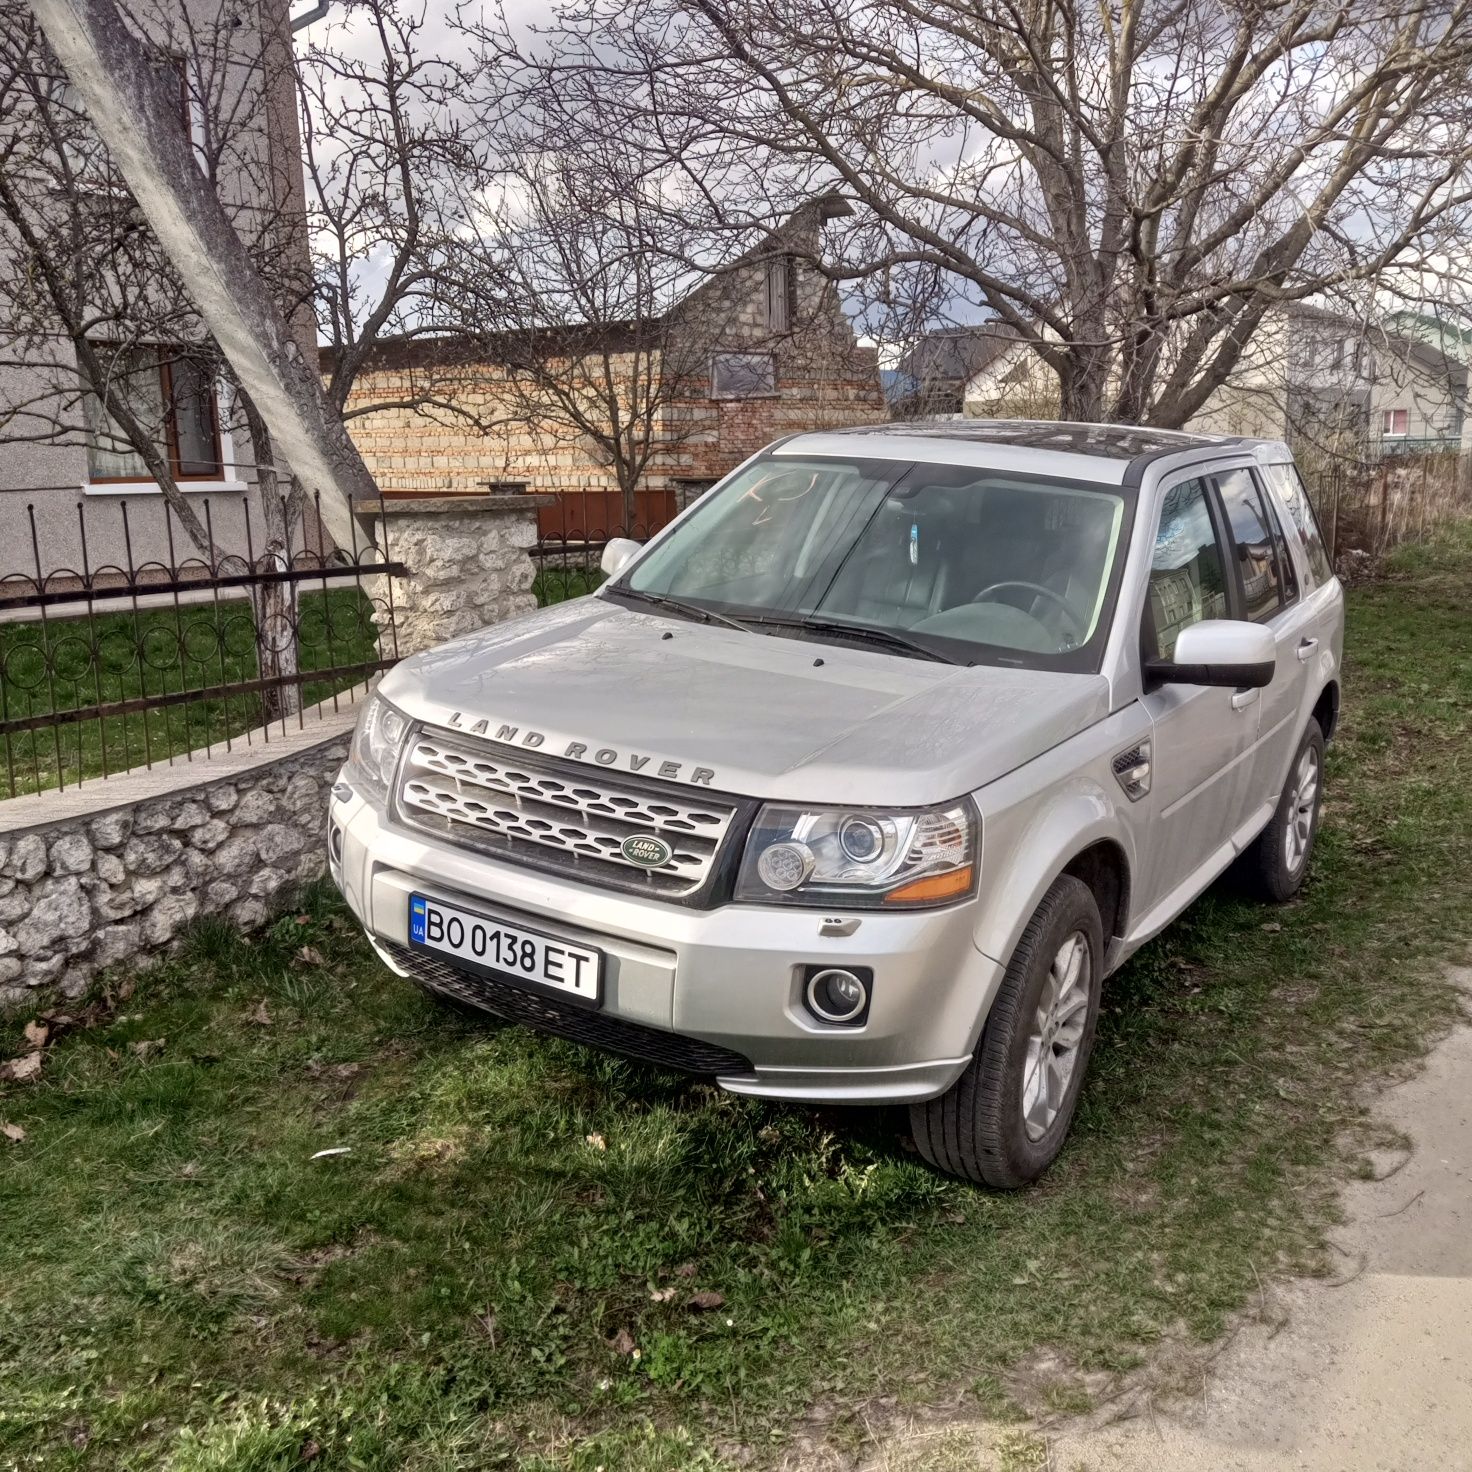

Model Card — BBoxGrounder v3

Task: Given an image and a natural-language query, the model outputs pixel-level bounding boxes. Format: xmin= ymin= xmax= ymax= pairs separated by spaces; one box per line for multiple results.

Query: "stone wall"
xmin=0 ymin=708 xmax=353 ymax=1014
xmin=365 ymin=494 xmax=552 ymax=659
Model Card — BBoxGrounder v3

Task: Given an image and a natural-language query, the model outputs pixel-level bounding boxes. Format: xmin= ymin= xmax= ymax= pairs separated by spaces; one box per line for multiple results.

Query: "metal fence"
xmin=1301 ymin=449 xmax=1472 ymax=559
xmin=0 ymin=493 xmax=407 ymax=798
xmin=531 ymin=495 xmax=678 ymax=608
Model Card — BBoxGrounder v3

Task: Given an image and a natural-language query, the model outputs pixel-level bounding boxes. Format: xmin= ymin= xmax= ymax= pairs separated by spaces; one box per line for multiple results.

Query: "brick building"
xmin=327 ymin=198 xmax=884 ymax=536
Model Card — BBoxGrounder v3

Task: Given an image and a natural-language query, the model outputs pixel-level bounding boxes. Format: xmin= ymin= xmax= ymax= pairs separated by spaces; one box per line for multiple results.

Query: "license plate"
xmin=408 ymin=893 xmax=602 ymax=1007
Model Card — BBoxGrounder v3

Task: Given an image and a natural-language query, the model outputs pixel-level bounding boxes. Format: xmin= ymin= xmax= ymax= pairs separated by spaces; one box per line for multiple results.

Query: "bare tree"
xmin=531 ymin=0 xmax=1472 ymax=426
xmin=0 ymin=0 xmax=328 ymax=711
xmin=296 ymin=0 xmax=501 ymax=421
xmin=429 ymin=131 xmax=719 ymax=528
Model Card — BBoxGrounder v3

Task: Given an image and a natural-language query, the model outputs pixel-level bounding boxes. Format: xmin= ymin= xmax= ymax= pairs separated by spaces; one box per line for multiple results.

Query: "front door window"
xmin=1145 ymin=478 xmax=1228 ymax=659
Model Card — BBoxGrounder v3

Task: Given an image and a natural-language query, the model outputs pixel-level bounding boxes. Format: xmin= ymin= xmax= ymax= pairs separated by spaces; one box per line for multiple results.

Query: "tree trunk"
xmin=240 ymin=391 xmax=301 ymax=723
xmin=1057 ymin=358 xmax=1109 ymax=424
xmin=617 ymin=465 xmax=638 ymax=535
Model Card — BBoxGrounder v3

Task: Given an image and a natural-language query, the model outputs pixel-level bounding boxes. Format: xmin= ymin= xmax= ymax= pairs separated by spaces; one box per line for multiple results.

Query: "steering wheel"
xmin=971 ymin=580 xmax=1085 ymax=644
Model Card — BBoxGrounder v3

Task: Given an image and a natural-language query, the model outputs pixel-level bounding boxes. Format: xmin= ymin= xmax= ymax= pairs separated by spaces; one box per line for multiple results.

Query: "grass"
xmin=532 ymin=563 xmax=604 ymax=607
xmin=2 ymin=526 xmax=1470 ymax=1470
xmin=0 ymin=588 xmax=380 ymax=797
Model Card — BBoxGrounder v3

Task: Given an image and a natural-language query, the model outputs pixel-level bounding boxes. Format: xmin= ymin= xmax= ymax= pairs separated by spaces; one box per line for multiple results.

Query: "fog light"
xmin=328 ymin=821 xmax=344 ymax=868
xmin=806 ymin=967 xmax=869 ymax=1024
xmin=757 ymin=840 xmax=815 ymax=892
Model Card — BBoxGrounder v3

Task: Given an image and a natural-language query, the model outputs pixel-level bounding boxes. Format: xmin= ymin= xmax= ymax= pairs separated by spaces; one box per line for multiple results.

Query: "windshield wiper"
xmin=604 ymin=585 xmax=751 ymax=633
xmin=747 ymin=613 xmax=962 ymax=665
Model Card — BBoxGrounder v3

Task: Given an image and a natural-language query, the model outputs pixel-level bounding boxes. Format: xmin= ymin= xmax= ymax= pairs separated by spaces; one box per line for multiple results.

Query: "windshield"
xmin=617 ymin=455 xmax=1133 ymax=671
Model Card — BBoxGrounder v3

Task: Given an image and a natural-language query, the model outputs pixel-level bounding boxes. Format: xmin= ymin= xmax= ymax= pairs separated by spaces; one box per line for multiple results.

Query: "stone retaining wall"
xmin=364 ymin=494 xmax=552 ymax=659
xmin=0 ymin=708 xmax=354 ymax=1013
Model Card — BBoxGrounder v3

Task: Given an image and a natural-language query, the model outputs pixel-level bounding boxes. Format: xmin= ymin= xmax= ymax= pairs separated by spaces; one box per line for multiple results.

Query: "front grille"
xmin=395 ymin=729 xmax=740 ymax=901
xmin=381 ymin=940 xmax=755 ymax=1077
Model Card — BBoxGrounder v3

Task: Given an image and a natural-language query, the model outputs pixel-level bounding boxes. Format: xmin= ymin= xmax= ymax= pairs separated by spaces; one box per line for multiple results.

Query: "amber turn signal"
xmin=883 ymin=864 xmax=975 ymax=905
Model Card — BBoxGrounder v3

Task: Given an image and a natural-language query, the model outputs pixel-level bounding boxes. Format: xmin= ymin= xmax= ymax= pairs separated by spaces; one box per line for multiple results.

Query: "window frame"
xmin=710 ymin=350 xmax=779 ymax=401
xmin=763 ymin=255 xmax=794 ymax=334
xmin=1249 ymin=466 xmax=1300 ymax=607
xmin=1381 ymin=407 xmax=1409 ymax=437
xmin=84 ymin=341 xmax=226 ymax=487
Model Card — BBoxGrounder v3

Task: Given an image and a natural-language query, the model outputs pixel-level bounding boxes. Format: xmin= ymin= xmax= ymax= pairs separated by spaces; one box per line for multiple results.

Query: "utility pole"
xmin=25 ymin=0 xmax=378 ymax=553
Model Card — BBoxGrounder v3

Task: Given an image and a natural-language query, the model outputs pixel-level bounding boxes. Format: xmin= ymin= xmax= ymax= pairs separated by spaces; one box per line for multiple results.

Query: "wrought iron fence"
xmin=0 ymin=492 xmax=407 ymax=798
xmin=531 ymin=495 xmax=677 ymax=607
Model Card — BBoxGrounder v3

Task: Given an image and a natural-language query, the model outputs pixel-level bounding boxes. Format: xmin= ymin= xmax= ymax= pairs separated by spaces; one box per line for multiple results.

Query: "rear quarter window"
xmin=1262 ymin=462 xmax=1335 ymax=588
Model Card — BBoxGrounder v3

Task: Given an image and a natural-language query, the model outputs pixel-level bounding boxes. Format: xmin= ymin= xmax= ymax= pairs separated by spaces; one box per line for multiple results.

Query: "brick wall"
xmin=335 ymin=244 xmax=884 ymax=533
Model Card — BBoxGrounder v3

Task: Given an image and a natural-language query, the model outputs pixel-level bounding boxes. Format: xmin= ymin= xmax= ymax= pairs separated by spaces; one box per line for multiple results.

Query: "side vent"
xmin=1111 ymin=739 xmax=1153 ymax=802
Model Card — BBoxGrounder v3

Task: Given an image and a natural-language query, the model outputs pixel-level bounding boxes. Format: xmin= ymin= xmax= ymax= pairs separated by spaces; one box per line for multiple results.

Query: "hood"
xmin=377 ymin=598 xmax=1111 ymax=806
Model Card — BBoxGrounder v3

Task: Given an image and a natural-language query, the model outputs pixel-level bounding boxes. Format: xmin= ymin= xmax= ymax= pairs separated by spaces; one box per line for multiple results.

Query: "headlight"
xmin=345 ymin=693 xmax=409 ymax=804
xmin=735 ymin=800 xmax=978 ymax=908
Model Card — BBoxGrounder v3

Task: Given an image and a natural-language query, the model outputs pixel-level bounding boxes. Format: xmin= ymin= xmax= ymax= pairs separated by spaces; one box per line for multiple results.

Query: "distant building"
xmin=332 ymin=203 xmax=885 ymax=536
xmin=940 ymin=306 xmax=1469 ymax=459
xmin=887 ymin=324 xmax=1022 ymax=418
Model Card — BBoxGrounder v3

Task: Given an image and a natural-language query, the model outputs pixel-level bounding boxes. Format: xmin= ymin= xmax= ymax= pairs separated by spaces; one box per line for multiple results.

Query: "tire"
xmin=909 ymin=875 xmax=1103 ymax=1189
xmin=1242 ymin=719 xmax=1325 ymax=903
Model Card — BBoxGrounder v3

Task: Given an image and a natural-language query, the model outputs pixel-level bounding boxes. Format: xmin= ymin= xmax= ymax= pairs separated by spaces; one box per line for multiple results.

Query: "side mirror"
xmin=600 ymin=537 xmax=641 ymax=579
xmin=1149 ymin=619 xmax=1276 ymax=689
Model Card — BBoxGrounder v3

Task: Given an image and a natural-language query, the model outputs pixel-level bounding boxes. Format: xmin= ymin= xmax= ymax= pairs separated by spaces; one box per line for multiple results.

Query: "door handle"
xmin=1230 ymin=688 xmax=1260 ymax=711
xmin=1296 ymin=637 xmax=1319 ymax=663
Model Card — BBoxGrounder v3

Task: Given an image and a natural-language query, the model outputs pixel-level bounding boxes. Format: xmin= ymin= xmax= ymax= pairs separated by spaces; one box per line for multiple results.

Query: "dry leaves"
xmin=0 ymin=1052 xmax=42 ymax=1084
xmin=608 ymin=1327 xmax=638 ymax=1356
xmin=296 ymin=945 xmax=325 ymax=967
xmin=649 ymin=1286 xmax=677 ymax=1303
xmin=22 ymin=1020 xmax=48 ymax=1050
xmin=249 ymin=1000 xmax=273 ymax=1027
xmin=584 ymin=1132 xmax=607 ymax=1151
xmin=687 ymin=1289 xmax=726 ymax=1311
xmin=129 ymin=1039 xmax=165 ymax=1060
xmin=1 ymin=1121 xmax=26 ymax=1143
xmin=673 ymin=1262 xmax=698 ymax=1278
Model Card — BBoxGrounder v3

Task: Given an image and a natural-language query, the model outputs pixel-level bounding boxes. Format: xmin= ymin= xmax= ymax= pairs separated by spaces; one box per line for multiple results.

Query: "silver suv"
xmin=329 ymin=421 xmax=1343 ymax=1187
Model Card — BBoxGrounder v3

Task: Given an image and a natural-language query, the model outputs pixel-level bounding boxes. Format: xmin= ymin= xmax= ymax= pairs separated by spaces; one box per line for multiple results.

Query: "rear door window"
xmin=1214 ymin=468 xmax=1287 ymax=623
xmin=1261 ymin=462 xmax=1335 ymax=588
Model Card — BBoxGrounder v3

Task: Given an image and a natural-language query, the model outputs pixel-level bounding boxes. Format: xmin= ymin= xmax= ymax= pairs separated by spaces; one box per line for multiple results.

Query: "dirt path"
xmin=1047 ymin=968 xmax=1472 ymax=1472
xmin=867 ymin=969 xmax=1472 ymax=1472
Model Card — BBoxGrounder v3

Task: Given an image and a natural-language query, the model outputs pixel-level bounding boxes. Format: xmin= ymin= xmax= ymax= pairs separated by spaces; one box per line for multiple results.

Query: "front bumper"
xmin=328 ymin=783 xmax=1002 ymax=1104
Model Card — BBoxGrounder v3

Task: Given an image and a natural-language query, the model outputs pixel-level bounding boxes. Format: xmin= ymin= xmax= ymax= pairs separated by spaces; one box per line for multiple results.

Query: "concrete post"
xmin=363 ymin=495 xmax=556 ymax=660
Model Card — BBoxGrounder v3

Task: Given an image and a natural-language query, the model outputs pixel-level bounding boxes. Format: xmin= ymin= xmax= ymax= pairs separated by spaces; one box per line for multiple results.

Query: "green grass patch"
xmin=0 ymin=588 xmax=379 ymax=796
xmin=533 ymin=563 xmax=605 ymax=607
xmin=2 ymin=526 xmax=1470 ymax=1469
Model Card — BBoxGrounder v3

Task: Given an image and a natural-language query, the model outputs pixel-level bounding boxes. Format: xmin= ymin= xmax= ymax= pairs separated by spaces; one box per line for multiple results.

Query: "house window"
xmin=1381 ymin=408 xmax=1409 ymax=436
xmin=711 ymin=351 xmax=777 ymax=400
xmin=674 ymin=477 xmax=716 ymax=509
xmin=764 ymin=256 xmax=793 ymax=333
xmin=85 ymin=345 xmax=223 ymax=483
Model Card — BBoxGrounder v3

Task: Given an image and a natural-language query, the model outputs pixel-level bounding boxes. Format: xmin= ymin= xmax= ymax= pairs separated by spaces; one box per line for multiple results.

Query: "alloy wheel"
xmin=1021 ymin=930 xmax=1091 ymax=1142
xmin=1284 ymin=744 xmax=1320 ymax=874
